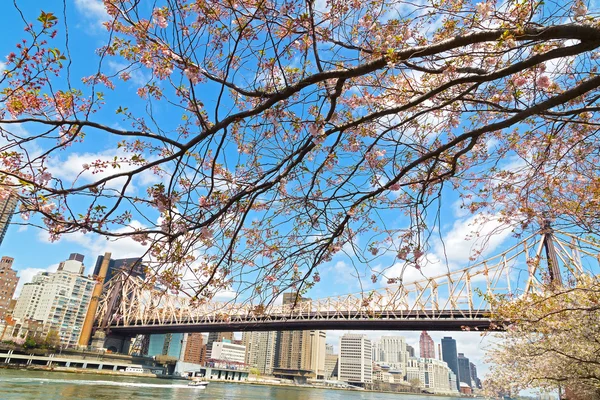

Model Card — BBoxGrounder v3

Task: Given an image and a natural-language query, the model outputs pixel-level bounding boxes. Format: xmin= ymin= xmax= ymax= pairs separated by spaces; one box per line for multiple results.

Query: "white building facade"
xmin=12 ymin=273 xmax=50 ymax=320
xmin=211 ymin=341 xmax=246 ymax=364
xmin=405 ymin=357 xmax=457 ymax=395
xmin=372 ymin=336 xmax=406 ymax=373
xmin=12 ymin=254 xmax=95 ymax=347
xmin=339 ymin=333 xmax=372 ymax=385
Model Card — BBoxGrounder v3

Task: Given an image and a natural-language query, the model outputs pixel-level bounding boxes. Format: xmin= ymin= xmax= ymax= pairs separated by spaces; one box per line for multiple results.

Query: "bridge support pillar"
xmin=103 ymin=334 xmax=133 ymax=354
xmin=91 ymin=330 xmax=133 ymax=355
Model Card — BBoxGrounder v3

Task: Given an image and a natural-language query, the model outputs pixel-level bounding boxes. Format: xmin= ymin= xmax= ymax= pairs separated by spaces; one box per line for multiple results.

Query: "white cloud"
xmin=14 ymin=263 xmax=59 ymax=296
xmin=37 ymin=220 xmax=150 ymax=275
xmin=46 ymin=148 xmax=161 ymax=195
xmin=74 ymin=0 xmax=109 ymax=27
xmin=434 ymin=214 xmax=512 ymax=266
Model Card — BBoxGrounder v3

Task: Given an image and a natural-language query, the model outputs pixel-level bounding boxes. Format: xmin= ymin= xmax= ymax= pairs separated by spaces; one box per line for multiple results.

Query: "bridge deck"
xmin=106 ymin=310 xmax=497 ymax=334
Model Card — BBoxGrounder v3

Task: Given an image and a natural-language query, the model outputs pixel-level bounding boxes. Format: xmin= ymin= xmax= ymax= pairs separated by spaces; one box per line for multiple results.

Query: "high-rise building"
xmin=273 ymin=293 xmax=326 ymax=378
xmin=93 ymin=255 xmax=146 ymax=284
xmin=406 ymin=344 xmax=415 ymax=358
xmin=12 ymin=273 xmax=49 ymax=320
xmin=372 ymin=336 xmax=406 ymax=373
xmin=469 ymin=361 xmax=482 ymax=389
xmin=12 ymin=254 xmax=95 ymax=347
xmin=419 ymin=331 xmax=435 ymax=359
xmin=243 ymin=331 xmax=277 ymax=374
xmin=182 ymin=333 xmax=205 ymax=364
xmin=441 ymin=337 xmax=460 ymax=391
xmin=338 ymin=333 xmax=372 ymax=385
xmin=0 ymin=194 xmax=18 ymax=247
xmin=0 ymin=256 xmax=19 ymax=320
xmin=457 ymin=353 xmax=472 ymax=388
xmin=326 ymin=343 xmax=334 ymax=355
xmin=146 ymin=333 xmax=184 ymax=358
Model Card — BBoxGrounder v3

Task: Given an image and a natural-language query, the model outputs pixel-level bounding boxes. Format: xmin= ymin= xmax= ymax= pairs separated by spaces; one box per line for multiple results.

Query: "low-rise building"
xmin=406 ymin=357 xmax=458 ymax=395
xmin=211 ymin=341 xmax=246 ymax=364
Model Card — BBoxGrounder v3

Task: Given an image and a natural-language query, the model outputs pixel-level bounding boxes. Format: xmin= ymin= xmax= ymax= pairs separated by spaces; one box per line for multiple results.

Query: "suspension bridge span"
xmin=90 ymin=228 xmax=599 ymax=344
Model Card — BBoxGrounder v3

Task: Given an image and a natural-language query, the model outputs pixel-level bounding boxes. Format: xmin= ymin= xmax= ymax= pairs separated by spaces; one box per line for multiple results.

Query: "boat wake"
xmin=0 ymin=377 xmax=196 ymax=390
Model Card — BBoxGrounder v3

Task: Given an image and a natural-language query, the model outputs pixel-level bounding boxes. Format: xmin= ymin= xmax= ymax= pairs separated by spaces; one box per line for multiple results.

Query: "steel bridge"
xmin=94 ymin=228 xmax=600 ymax=337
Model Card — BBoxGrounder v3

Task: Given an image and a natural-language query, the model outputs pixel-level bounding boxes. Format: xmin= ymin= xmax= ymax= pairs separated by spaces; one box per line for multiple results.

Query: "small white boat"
xmin=188 ymin=379 xmax=209 ymax=388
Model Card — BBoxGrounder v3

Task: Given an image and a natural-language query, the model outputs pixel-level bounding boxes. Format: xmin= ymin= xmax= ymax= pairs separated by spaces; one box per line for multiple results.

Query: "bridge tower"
xmin=541 ymin=220 xmax=562 ymax=286
xmin=78 ymin=252 xmax=112 ymax=348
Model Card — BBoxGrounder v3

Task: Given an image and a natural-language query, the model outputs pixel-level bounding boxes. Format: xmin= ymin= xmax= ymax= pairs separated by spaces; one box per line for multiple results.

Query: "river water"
xmin=0 ymin=370 xmax=465 ymax=399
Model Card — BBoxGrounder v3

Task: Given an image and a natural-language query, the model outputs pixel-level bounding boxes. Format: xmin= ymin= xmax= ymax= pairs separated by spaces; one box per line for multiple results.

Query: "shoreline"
xmin=0 ymin=364 xmax=470 ymax=398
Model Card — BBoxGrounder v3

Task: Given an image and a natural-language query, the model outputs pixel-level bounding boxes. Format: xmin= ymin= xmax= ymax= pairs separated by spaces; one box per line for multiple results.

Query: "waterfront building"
xmin=449 ymin=370 xmax=458 ymax=392
xmin=338 ymin=333 xmax=372 ymax=385
xmin=406 ymin=357 xmax=456 ymax=394
xmin=372 ymin=365 xmax=394 ymax=383
xmin=0 ymin=194 xmax=17 ymax=247
xmin=273 ymin=293 xmax=326 ymax=378
xmin=372 ymin=336 xmax=406 ymax=373
xmin=441 ymin=336 xmax=460 ymax=391
xmin=93 ymin=255 xmax=146 ymax=284
xmin=457 ymin=353 xmax=472 ymax=388
xmin=419 ymin=331 xmax=435 ymax=359
xmin=210 ymin=341 xmax=246 ymax=364
xmin=11 ymin=254 xmax=95 ymax=347
xmin=147 ymin=333 xmax=184 ymax=358
xmin=0 ymin=256 xmax=19 ymax=320
xmin=206 ymin=331 xmax=234 ymax=358
xmin=242 ymin=331 xmax=277 ymax=375
xmin=324 ymin=353 xmax=338 ymax=379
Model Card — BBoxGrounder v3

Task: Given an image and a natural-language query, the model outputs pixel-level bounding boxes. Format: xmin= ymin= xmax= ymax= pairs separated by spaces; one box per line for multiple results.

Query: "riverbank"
xmin=0 ymin=363 xmax=156 ymax=377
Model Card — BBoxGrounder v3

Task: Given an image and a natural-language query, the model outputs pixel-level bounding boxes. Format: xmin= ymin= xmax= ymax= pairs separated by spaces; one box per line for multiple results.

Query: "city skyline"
xmin=2 ymin=249 xmax=494 ymax=379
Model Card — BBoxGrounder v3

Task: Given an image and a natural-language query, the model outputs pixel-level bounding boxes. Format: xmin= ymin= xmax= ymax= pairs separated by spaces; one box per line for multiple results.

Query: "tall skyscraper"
xmin=182 ymin=332 xmax=205 ymax=364
xmin=470 ymin=361 xmax=482 ymax=389
xmin=273 ymin=293 xmax=326 ymax=378
xmin=243 ymin=331 xmax=277 ymax=374
xmin=93 ymin=255 xmax=146 ymax=284
xmin=326 ymin=343 xmax=334 ymax=355
xmin=12 ymin=254 xmax=95 ymax=347
xmin=372 ymin=336 xmax=406 ymax=372
xmin=420 ymin=331 xmax=435 ymax=359
xmin=0 ymin=194 xmax=17 ymax=247
xmin=0 ymin=256 xmax=19 ymax=320
xmin=441 ymin=337 xmax=460 ymax=391
xmin=339 ymin=333 xmax=372 ymax=385
xmin=457 ymin=353 xmax=472 ymax=388
xmin=406 ymin=344 xmax=415 ymax=358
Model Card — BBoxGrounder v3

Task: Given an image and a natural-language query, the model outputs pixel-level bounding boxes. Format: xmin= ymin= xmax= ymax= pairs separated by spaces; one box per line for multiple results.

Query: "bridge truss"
xmin=95 ymin=229 xmax=600 ymax=334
